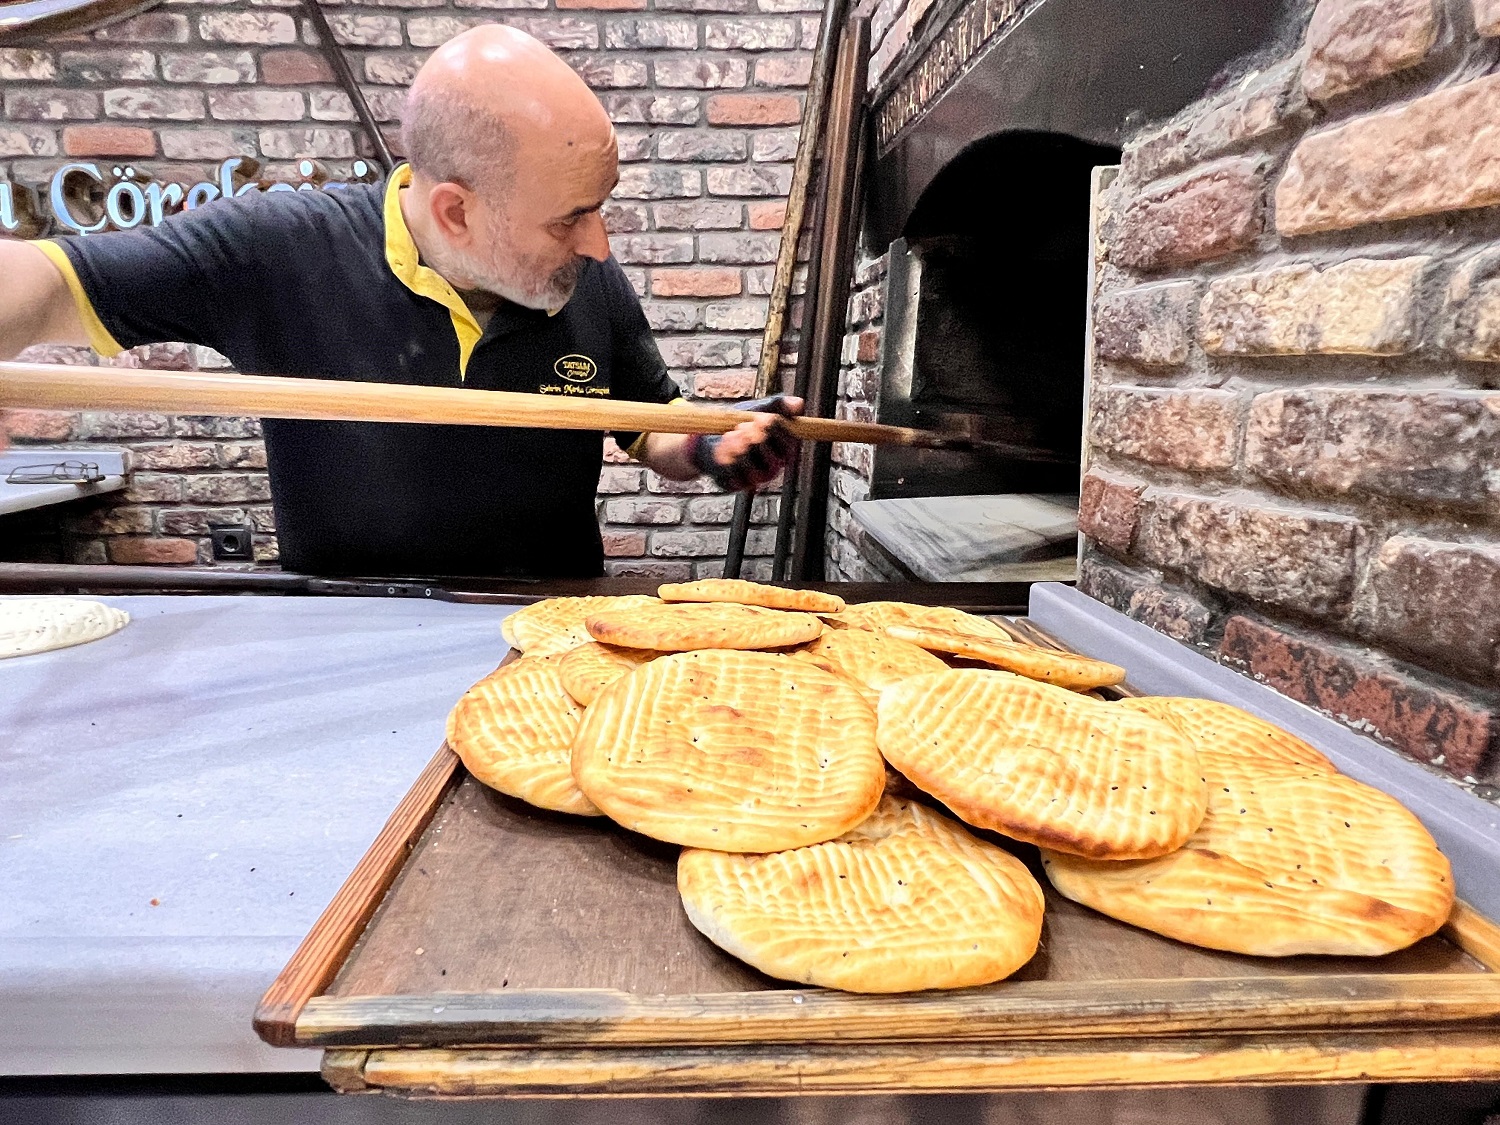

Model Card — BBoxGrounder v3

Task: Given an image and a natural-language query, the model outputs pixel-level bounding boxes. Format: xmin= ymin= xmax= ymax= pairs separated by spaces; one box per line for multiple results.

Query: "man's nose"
xmin=576 ymin=211 xmax=611 ymax=262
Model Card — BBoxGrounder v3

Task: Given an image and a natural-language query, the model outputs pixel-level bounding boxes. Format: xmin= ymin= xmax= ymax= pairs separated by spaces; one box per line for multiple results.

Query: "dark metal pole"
xmin=788 ymin=17 xmax=870 ymax=581
xmin=300 ymin=0 xmax=396 ymax=174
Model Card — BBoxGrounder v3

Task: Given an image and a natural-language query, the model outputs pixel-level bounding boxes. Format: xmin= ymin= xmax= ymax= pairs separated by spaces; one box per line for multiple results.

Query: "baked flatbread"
xmin=1 ymin=598 xmax=129 ymax=659
xmin=797 ymin=628 xmax=948 ymax=710
xmin=1120 ymin=697 xmax=1337 ymax=786
xmin=659 ymin=578 xmax=845 ymax=614
xmin=1042 ymin=768 xmax=1454 ymax=957
xmin=878 ymin=669 xmax=1207 ymax=859
xmin=585 ymin=601 xmax=823 ymax=652
xmin=446 ymin=657 xmax=601 ymax=816
xmin=679 ymin=796 xmax=1045 ymax=992
xmin=502 ymin=595 xmax=659 ymax=657
xmin=572 ymin=650 xmax=885 ymax=851
xmin=557 ymin=641 xmax=661 ymax=707
xmin=826 ymin=600 xmax=1012 ymax=640
xmin=887 ymin=624 xmax=1126 ymax=690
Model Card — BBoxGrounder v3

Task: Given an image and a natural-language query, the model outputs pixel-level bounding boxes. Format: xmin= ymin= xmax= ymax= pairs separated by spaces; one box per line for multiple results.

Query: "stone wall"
xmin=1084 ymin=0 xmax=1500 ymax=787
xmin=0 ymin=0 xmax=817 ymax=576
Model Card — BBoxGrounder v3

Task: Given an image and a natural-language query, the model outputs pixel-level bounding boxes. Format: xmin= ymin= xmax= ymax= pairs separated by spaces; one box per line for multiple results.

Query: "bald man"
xmin=0 ymin=26 xmax=797 ymax=578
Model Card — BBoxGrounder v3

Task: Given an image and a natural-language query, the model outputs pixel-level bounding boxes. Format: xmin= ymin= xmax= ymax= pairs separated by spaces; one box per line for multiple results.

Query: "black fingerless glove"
xmin=688 ymin=395 xmax=800 ymax=492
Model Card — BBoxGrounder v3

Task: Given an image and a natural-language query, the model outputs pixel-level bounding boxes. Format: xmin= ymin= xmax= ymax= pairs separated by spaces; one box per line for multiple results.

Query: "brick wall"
xmin=1083 ymin=0 xmax=1500 ymax=788
xmin=823 ymin=241 xmax=895 ymax=580
xmin=0 ymin=1 xmax=818 ymax=577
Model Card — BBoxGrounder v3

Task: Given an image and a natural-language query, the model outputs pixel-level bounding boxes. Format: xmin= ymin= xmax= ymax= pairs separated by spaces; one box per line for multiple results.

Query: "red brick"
xmin=1277 ymin=73 xmax=1500 ymax=236
xmin=1095 ymin=281 xmax=1197 ymax=366
xmin=652 ymin=268 xmax=741 ymax=297
xmin=259 ymin=49 xmax=333 ymax=85
xmin=748 ymin=200 xmax=786 ymax=230
xmin=1111 ymin=156 xmax=1265 ymax=272
xmin=1136 ymin=491 xmax=1360 ymax=618
xmin=1302 ymin=0 xmax=1437 ymax=102
xmin=108 ymin=537 xmax=199 ymax=566
xmin=1365 ymin=537 xmax=1500 ymax=683
xmin=1220 ymin=615 xmax=1498 ymax=781
xmin=61 ymin=124 xmax=155 ymax=157
xmin=2 ymin=409 xmax=78 ymax=442
xmin=688 ymin=369 xmax=756 ymax=399
xmin=560 ymin=0 xmax=647 ymax=7
xmin=754 ymin=54 xmax=812 ymax=87
xmin=1089 ymin=387 xmax=1241 ymax=471
xmin=601 ymin=530 xmax=648 ymax=556
xmin=705 ymin=93 xmax=801 ymax=125
xmin=604 ymin=560 xmax=693 ymax=579
xmin=856 ymin=330 xmax=880 ymax=363
xmin=1478 ymin=0 xmax=1500 ymax=35
xmin=1246 ymin=389 xmax=1498 ymax=505
xmin=1078 ymin=469 xmax=1146 ymax=554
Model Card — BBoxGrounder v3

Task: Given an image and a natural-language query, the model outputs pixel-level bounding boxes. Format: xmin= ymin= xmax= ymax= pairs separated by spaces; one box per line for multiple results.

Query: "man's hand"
xmin=689 ymin=395 xmax=803 ymax=492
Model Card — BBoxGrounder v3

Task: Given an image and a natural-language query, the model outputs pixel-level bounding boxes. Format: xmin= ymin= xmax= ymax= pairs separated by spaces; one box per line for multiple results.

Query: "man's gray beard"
xmin=436 ymin=243 xmax=582 ymax=314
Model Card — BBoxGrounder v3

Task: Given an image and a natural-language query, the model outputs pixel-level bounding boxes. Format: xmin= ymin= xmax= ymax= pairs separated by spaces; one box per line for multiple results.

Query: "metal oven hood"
xmin=869 ymin=0 xmax=1290 ymax=246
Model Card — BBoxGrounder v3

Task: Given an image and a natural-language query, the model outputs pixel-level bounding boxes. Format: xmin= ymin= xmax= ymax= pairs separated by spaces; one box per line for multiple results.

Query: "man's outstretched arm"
xmin=0 ymin=240 xmax=88 ymax=361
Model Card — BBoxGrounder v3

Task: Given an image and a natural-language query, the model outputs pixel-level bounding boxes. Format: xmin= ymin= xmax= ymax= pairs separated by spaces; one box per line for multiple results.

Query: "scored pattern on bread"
xmin=1043 ymin=770 xmax=1454 ymax=956
xmin=796 ymin=628 xmax=948 ymax=710
xmin=824 ymin=600 xmax=1013 ymax=640
xmin=503 ymin=595 xmax=660 ymax=657
xmin=887 ymin=624 xmax=1127 ymax=690
xmin=658 ymin=578 xmax=846 ymax=614
xmin=678 ymin=796 xmax=1045 ymax=992
xmin=446 ymin=656 xmax=601 ymax=817
xmin=572 ymin=650 xmax=885 ymax=852
xmin=557 ymin=641 xmax=662 ymax=707
xmin=1042 ymin=697 xmax=1453 ymax=957
xmin=1120 ymin=697 xmax=1337 ymax=786
xmin=878 ymin=669 xmax=1208 ymax=860
xmin=585 ymin=600 xmax=824 ymax=652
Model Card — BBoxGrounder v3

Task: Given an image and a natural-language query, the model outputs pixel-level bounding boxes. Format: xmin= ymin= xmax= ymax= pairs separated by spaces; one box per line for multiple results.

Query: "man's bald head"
xmin=397 ymin=25 xmax=618 ymax=312
xmin=402 ymin=25 xmax=613 ymax=200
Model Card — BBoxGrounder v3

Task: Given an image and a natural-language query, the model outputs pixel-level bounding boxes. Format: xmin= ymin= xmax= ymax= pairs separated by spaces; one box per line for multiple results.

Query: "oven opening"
xmin=855 ymin=131 xmax=1121 ymax=583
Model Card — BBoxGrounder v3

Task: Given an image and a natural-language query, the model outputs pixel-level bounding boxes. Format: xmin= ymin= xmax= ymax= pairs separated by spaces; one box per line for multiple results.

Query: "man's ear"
xmin=429 ymin=182 xmax=475 ymax=247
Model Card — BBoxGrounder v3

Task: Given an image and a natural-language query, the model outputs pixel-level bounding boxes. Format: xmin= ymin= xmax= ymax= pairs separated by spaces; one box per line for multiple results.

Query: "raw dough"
xmin=1 ymin=598 xmax=130 ymax=659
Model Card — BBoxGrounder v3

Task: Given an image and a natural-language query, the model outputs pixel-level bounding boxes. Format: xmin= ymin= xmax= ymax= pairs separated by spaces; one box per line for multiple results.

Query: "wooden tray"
xmin=255 ymin=625 xmax=1500 ymax=1097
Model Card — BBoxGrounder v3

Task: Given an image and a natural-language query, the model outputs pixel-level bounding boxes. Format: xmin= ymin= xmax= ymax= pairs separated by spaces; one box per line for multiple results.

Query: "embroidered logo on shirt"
xmin=554 ymin=354 xmax=598 ymax=384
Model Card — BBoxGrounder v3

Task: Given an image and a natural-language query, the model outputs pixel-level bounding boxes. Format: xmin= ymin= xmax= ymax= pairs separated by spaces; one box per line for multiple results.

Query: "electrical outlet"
xmin=210 ymin=524 xmax=255 ymax=562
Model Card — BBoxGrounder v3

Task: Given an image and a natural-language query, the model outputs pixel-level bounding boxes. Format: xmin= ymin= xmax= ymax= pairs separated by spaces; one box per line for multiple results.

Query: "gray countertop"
xmin=0 ymin=594 xmax=515 ymax=1076
xmin=0 ymin=449 xmax=126 ymax=517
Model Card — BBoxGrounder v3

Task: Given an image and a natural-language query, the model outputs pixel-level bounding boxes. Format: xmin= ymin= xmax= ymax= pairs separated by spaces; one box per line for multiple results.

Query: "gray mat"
xmin=0 ymin=595 xmax=515 ymax=1076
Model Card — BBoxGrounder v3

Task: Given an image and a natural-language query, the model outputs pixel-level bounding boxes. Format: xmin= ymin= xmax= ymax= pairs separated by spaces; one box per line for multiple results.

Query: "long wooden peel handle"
xmin=0 ymin=361 xmax=933 ymax=447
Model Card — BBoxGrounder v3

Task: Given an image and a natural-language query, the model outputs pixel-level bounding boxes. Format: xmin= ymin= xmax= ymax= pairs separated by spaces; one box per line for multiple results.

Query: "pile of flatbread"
xmin=447 ymin=579 xmax=1454 ymax=993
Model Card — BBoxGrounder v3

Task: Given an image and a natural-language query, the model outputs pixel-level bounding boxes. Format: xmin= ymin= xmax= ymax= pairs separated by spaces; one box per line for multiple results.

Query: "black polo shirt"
xmin=39 ymin=165 xmax=678 ymax=578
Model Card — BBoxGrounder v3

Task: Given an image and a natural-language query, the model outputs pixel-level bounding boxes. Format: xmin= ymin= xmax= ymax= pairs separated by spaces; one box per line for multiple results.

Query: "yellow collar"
xmin=383 ymin=164 xmax=482 ymax=379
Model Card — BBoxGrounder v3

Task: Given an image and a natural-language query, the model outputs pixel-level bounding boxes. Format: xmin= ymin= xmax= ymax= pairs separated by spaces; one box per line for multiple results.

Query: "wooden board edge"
xmin=1444 ymin=899 xmax=1500 ymax=971
xmin=254 ymin=743 xmax=463 ymax=1048
xmin=292 ymin=973 xmax=1500 ymax=1049
xmin=322 ymin=1049 xmax=373 ymax=1093
xmin=351 ymin=1029 xmax=1500 ymax=1096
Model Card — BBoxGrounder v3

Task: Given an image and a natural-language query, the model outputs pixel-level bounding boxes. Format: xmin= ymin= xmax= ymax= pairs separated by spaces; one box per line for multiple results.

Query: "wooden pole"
xmin=787 ymin=17 xmax=870 ymax=582
xmin=0 ymin=362 xmax=962 ymax=449
xmin=723 ymin=0 xmax=850 ymax=579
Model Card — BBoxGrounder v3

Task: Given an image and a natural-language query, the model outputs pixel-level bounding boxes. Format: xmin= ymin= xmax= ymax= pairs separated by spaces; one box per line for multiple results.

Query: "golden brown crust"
xmin=1120 ymin=697 xmax=1337 ymax=784
xmin=1042 ymin=768 xmax=1455 ymax=957
xmin=572 ymin=650 xmax=885 ymax=851
xmin=877 ymin=669 xmax=1207 ymax=859
xmin=678 ymin=796 xmax=1045 ymax=992
xmin=658 ymin=578 xmax=845 ymax=613
xmin=584 ymin=601 xmax=823 ymax=652
xmin=824 ymin=601 xmax=1012 ymax=639
xmin=445 ymin=657 xmax=601 ymax=816
xmin=503 ymin=596 xmax=660 ymax=657
xmin=556 ymin=642 xmax=662 ymax=706
xmin=796 ymin=628 xmax=948 ymax=710
xmin=886 ymin=624 xmax=1127 ymax=690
